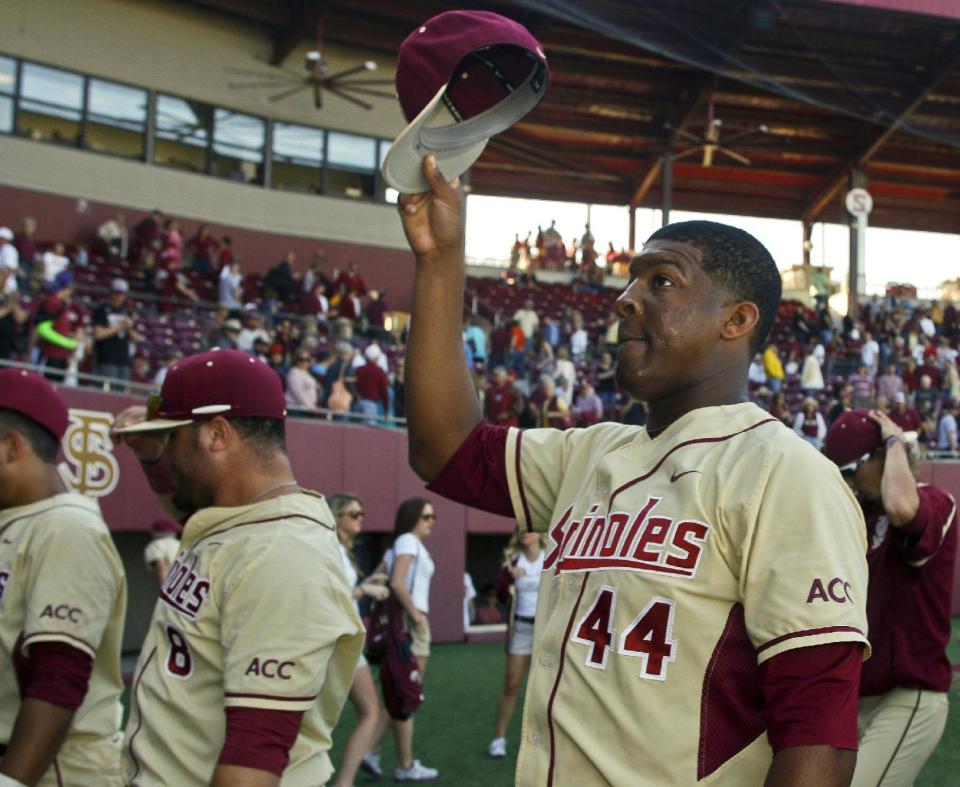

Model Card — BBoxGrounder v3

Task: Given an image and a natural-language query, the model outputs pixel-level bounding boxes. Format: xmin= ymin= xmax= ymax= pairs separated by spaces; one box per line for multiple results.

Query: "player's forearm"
xmin=210 ymin=764 xmax=279 ymax=787
xmin=406 ymin=248 xmax=482 ymax=481
xmin=0 ymin=698 xmax=75 ymax=785
xmin=764 ymin=746 xmax=855 ymax=787
xmin=880 ymin=443 xmax=920 ymax=525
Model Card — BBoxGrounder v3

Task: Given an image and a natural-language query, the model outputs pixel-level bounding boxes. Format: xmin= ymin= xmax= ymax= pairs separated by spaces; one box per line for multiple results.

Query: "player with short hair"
xmin=112 ymin=349 xmax=363 ymax=787
xmin=825 ymin=409 xmax=956 ymax=787
xmin=0 ymin=369 xmax=126 ymax=787
xmin=396 ymin=156 xmax=870 ymax=785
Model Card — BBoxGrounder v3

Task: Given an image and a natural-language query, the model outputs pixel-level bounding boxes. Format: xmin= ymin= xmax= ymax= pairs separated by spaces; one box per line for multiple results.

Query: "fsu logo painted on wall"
xmin=57 ymin=409 xmax=119 ymax=497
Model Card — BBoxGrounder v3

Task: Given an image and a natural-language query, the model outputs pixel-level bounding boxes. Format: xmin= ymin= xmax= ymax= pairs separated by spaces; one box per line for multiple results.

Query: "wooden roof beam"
xmin=801 ymin=31 xmax=960 ymax=223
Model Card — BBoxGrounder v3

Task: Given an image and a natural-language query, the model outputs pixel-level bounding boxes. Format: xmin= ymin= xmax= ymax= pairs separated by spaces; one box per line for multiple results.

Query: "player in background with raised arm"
xmin=825 ymin=410 xmax=956 ymax=787
xmin=111 ymin=349 xmax=363 ymax=787
xmin=0 ymin=369 xmax=126 ymax=787
xmin=396 ymin=156 xmax=869 ymax=786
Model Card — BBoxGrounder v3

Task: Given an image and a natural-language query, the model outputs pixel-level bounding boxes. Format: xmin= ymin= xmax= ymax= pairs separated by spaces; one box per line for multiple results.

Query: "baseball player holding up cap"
xmin=825 ymin=409 xmax=957 ymax=787
xmin=391 ymin=144 xmax=870 ymax=781
xmin=111 ymin=348 xmax=363 ymax=787
xmin=0 ymin=369 xmax=126 ymax=786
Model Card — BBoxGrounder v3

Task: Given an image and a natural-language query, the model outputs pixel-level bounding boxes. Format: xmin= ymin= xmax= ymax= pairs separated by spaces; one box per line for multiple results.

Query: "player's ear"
xmin=0 ymin=430 xmax=25 ymax=463
xmin=203 ymin=417 xmax=231 ymax=454
xmin=720 ymin=300 xmax=760 ymax=343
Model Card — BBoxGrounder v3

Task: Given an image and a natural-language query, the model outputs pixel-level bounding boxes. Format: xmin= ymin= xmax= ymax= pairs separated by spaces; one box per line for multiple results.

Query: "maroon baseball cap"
xmin=382 ymin=10 xmax=549 ymax=193
xmin=824 ymin=409 xmax=882 ymax=472
xmin=0 ymin=368 xmax=69 ymax=440
xmin=115 ymin=348 xmax=286 ymax=434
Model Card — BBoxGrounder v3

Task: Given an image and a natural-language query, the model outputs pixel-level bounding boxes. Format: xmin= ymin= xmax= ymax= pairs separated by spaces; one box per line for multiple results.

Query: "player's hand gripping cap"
xmin=824 ymin=409 xmax=882 ymax=473
xmin=381 ymin=9 xmax=549 ymax=193
xmin=0 ymin=367 xmax=69 ymax=440
xmin=114 ymin=348 xmax=286 ymax=434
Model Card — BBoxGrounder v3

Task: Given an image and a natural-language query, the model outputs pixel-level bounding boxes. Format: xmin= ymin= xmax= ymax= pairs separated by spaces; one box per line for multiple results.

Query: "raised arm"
xmin=399 ymin=156 xmax=482 ymax=481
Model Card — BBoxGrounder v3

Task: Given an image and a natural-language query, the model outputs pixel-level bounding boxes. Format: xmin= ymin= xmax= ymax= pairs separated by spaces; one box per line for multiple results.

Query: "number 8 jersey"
xmin=502 ymin=403 xmax=869 ymax=786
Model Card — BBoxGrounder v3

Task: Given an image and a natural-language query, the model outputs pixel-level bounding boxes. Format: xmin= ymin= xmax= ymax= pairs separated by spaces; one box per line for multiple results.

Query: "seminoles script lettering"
xmin=159 ymin=559 xmax=210 ymax=620
xmin=543 ymin=496 xmax=710 ymax=578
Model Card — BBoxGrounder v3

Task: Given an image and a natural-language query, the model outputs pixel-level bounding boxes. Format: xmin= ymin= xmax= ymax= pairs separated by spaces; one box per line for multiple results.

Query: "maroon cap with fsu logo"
xmin=824 ymin=409 xmax=882 ymax=472
xmin=0 ymin=368 xmax=69 ymax=440
xmin=382 ymin=10 xmax=549 ymax=193
xmin=115 ymin=348 xmax=286 ymax=434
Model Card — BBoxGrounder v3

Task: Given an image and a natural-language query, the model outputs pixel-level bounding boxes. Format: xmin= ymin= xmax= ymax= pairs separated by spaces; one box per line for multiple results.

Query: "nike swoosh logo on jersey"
xmin=670 ymin=470 xmax=702 ymax=483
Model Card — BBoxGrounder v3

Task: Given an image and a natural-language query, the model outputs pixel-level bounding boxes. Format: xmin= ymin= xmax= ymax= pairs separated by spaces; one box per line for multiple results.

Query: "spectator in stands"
xmin=889 ymin=392 xmax=922 ymax=434
xmin=828 ymin=385 xmax=854 ymax=425
xmin=286 ymin=351 xmax=320 ymax=413
xmin=132 ymin=209 xmax=163 ymax=260
xmin=541 ymin=315 xmax=560 ymax=349
xmin=513 ymin=299 xmax=539 ymax=347
xmin=153 ymin=351 xmax=181 ymax=387
xmin=355 ymin=344 xmax=390 ymax=423
xmin=186 ymin=223 xmax=219 ymax=278
xmin=0 ymin=259 xmax=26 ymax=360
xmin=336 ymin=284 xmax=364 ymax=326
xmin=593 ymin=351 xmax=616 ymax=412
xmin=936 ymin=400 xmax=958 ymax=453
xmin=484 ymin=366 xmax=523 ymax=428
xmin=365 ymin=289 xmax=390 ymax=342
xmin=570 ymin=313 xmax=588 ymax=363
xmin=265 ymin=251 xmax=298 ymax=304
xmin=0 ymin=229 xmax=18 ymax=284
xmin=918 ymin=355 xmax=942 ymax=392
xmin=508 ymin=320 xmax=526 ymax=373
xmin=793 ymin=397 xmax=827 ymax=450
xmin=323 ymin=342 xmax=358 ymax=410
xmin=218 ymin=259 xmax=242 ymax=312
xmin=944 ymin=359 xmax=959 ymax=403
xmin=216 ymin=235 xmax=235 ymax=272
xmin=573 ymin=382 xmax=603 ymax=427
xmin=861 ymin=331 xmax=880 ymax=377
xmin=214 ymin=317 xmax=241 ymax=350
xmin=11 ymin=217 xmax=36 ymax=278
xmin=97 ymin=214 xmax=128 ymax=261
xmin=902 ymin=357 xmax=921 ymax=393
xmin=236 ymin=306 xmax=270 ymax=352
xmin=302 ymin=251 xmax=330 ymax=295
xmin=40 ymin=242 xmax=69 ymax=285
xmin=553 ymin=346 xmax=576 ymax=405
xmin=156 ymin=263 xmax=198 ymax=307
xmin=762 ymin=341 xmax=784 ymax=393
xmin=528 ymin=332 xmax=554 ymax=384
xmin=35 ymin=272 xmax=82 ymax=380
xmin=800 ymin=347 xmax=824 ymax=395
xmin=338 ymin=261 xmax=368 ymax=297
xmin=392 ymin=356 xmax=406 ymax=419
xmin=463 ymin=316 xmax=487 ymax=367
xmin=914 ymin=374 xmax=940 ymax=430
xmin=535 ymin=375 xmax=572 ymax=429
xmin=130 ymin=355 xmax=152 ymax=386
xmin=877 ymin=362 xmax=905 ymax=403
xmin=849 ymin=364 xmax=877 ymax=409
xmin=748 ymin=352 xmax=767 ymax=386
xmin=93 ymin=279 xmax=143 ymax=386
xmin=159 ymin=218 xmax=182 ymax=267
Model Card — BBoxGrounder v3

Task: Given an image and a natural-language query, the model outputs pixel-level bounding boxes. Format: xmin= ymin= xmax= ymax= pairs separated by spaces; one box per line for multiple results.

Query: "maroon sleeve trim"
xmin=224 ymin=691 xmax=318 ymax=702
xmin=761 ymin=642 xmax=862 ymax=752
xmin=425 ymin=422 xmax=515 ymax=517
xmin=756 ymin=625 xmax=865 ymax=654
xmin=22 ymin=641 xmax=94 ymax=710
xmin=218 ymin=706 xmax=304 ymax=776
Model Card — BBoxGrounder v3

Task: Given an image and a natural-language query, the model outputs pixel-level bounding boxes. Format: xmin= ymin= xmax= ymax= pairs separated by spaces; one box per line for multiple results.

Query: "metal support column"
xmin=847 ymin=168 xmax=868 ymax=316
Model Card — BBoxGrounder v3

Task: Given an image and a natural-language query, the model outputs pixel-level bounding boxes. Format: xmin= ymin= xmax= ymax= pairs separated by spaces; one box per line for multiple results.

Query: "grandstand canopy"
xmin=184 ymin=0 xmax=960 ymax=234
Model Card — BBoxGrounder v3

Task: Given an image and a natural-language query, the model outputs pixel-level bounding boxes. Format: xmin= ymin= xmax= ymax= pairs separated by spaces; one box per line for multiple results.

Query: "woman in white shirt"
xmin=363 ymin=498 xmax=439 ymax=782
xmin=331 ymin=494 xmax=389 ymax=787
xmin=489 ymin=531 xmax=547 ymax=760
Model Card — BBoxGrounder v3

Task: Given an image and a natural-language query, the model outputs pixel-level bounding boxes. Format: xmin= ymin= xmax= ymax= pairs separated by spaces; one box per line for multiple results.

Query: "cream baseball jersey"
xmin=504 ymin=403 xmax=869 ymax=786
xmin=123 ymin=490 xmax=364 ymax=786
xmin=0 ymin=493 xmax=126 ymax=764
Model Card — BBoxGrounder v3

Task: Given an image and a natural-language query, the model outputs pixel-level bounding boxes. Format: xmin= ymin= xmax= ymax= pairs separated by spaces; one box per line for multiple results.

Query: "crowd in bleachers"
xmin=0 ymin=208 xmax=957 ymax=452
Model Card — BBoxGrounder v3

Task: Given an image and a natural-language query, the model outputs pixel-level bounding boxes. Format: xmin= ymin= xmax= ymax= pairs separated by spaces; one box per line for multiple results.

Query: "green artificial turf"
xmin=120 ymin=623 xmax=960 ymax=786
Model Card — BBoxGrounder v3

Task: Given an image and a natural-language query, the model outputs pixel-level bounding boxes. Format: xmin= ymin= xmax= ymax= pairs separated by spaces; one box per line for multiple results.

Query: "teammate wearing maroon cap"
xmin=111 ymin=349 xmax=363 ymax=787
xmin=0 ymin=369 xmax=126 ymax=786
xmin=825 ymin=409 xmax=957 ymax=786
xmin=394 ymin=155 xmax=869 ymax=786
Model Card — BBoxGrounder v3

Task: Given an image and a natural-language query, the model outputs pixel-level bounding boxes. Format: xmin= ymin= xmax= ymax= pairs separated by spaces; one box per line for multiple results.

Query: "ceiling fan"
xmin=225 ymin=18 xmax=395 ymax=110
xmin=672 ymin=91 xmax=768 ymax=166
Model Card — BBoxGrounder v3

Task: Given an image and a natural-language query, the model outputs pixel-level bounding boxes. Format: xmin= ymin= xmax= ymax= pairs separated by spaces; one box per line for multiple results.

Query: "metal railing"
xmin=0 ymin=358 xmax=407 ymax=430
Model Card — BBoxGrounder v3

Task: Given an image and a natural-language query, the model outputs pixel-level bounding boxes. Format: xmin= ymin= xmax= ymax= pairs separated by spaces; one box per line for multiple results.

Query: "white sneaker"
xmin=489 ymin=737 xmax=507 ymax=758
xmin=361 ymin=752 xmax=383 ymax=778
xmin=393 ymin=760 xmax=439 ymax=781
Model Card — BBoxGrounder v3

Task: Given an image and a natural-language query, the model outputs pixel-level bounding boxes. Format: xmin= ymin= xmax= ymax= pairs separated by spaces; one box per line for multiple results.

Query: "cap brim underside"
xmin=113 ymin=417 xmax=194 ymax=434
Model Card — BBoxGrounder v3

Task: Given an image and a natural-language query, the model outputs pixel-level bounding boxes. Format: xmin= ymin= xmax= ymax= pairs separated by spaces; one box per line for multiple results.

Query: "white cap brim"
xmin=114 ymin=418 xmax=194 ymax=434
xmin=382 ymin=60 xmax=548 ymax=194
xmin=382 ymin=86 xmax=488 ymax=194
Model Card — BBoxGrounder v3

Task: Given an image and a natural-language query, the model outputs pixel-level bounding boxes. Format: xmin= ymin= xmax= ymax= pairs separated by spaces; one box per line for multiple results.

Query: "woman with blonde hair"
xmin=488 ymin=531 xmax=547 ymax=759
xmin=793 ymin=396 xmax=827 ymax=450
xmin=330 ymin=493 xmax=389 ymax=787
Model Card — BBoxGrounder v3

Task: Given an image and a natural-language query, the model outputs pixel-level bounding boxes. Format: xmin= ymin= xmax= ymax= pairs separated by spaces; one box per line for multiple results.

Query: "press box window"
xmin=272 ymin=122 xmax=324 ymax=193
xmin=17 ymin=62 xmax=84 ymax=145
xmin=154 ymin=94 xmax=212 ymax=173
xmin=86 ymin=79 xmax=147 ymax=159
xmin=326 ymin=131 xmax=376 ymax=200
xmin=212 ymin=109 xmax=265 ymax=184
xmin=0 ymin=56 xmax=14 ymax=134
